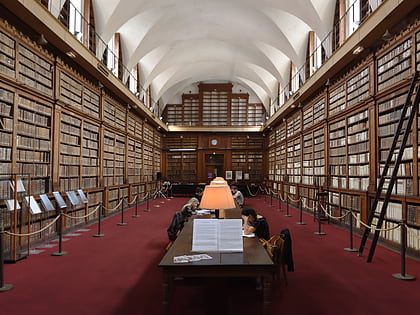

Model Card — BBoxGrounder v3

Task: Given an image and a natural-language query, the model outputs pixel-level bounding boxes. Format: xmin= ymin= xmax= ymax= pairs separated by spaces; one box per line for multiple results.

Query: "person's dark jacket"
xmin=167 ymin=212 xmax=187 ymax=241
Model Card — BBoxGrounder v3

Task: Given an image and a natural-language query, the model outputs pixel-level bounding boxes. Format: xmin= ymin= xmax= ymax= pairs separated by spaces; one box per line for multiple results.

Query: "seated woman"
xmin=241 ymin=207 xmax=270 ymax=240
xmin=181 ymin=197 xmax=200 ymax=217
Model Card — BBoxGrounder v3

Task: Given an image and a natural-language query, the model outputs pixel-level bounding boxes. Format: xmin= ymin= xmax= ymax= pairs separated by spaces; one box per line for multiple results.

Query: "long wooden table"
xmin=158 ymin=214 xmax=274 ymax=314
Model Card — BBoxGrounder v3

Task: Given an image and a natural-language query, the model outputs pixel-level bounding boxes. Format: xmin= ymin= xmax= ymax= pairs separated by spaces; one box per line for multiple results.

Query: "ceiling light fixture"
xmin=66 ymin=51 xmax=76 ymax=58
xmin=353 ymin=46 xmax=364 ymax=55
xmin=36 ymin=34 xmax=48 ymax=46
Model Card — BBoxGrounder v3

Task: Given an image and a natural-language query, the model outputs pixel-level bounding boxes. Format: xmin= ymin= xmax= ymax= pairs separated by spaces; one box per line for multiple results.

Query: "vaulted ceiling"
xmin=91 ymin=0 xmax=336 ymax=110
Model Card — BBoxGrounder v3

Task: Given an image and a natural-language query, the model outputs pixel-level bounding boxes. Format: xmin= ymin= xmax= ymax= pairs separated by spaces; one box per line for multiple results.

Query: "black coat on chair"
xmin=280 ymin=228 xmax=294 ymax=272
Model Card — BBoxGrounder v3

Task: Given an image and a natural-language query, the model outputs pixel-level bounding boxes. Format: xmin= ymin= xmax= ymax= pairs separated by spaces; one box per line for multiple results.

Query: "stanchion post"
xmin=132 ymin=192 xmax=140 ymax=218
xmin=276 ymin=192 xmax=283 ymax=212
xmin=118 ymin=197 xmax=127 ymax=226
xmin=314 ymin=201 xmax=326 ymax=236
xmin=392 ymin=220 xmax=415 ymax=281
xmin=344 ymin=211 xmax=357 ymax=252
xmin=269 ymin=190 xmax=274 ymax=207
xmin=0 ymin=211 xmax=13 ymax=292
xmin=296 ymin=198 xmax=306 ymax=225
xmin=93 ymin=202 xmax=104 ymax=237
xmin=284 ymin=194 xmax=292 ymax=217
xmin=52 ymin=211 xmax=68 ymax=256
xmin=144 ymin=193 xmax=151 ymax=212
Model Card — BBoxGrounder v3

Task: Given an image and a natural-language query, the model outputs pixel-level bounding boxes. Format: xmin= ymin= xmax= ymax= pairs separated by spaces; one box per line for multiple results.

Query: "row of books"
xmin=17 ymin=149 xmax=50 ymax=162
xmin=0 ymin=131 xmax=11 ymax=145
xmin=17 ymin=135 xmax=50 ymax=152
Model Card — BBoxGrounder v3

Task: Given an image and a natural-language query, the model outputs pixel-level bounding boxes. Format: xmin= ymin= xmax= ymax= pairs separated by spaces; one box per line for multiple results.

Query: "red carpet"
xmin=1 ymin=196 xmax=419 ymax=315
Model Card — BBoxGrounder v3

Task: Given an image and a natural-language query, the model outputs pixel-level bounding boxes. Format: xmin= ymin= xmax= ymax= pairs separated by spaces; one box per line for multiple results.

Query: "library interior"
xmin=0 ymin=1 xmax=420 ymax=315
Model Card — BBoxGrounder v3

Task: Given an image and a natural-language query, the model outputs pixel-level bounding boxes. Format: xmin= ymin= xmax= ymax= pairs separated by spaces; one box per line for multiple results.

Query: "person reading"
xmin=241 ymin=207 xmax=270 ymax=240
xmin=181 ymin=197 xmax=200 ymax=217
xmin=231 ymin=185 xmax=244 ymax=208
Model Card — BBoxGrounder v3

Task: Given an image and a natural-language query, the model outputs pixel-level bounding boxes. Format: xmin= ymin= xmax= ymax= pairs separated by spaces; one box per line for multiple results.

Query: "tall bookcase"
xmin=329 ymin=118 xmax=346 ymax=189
xmin=0 ymin=86 xmax=14 ymax=175
xmin=347 ymin=109 xmax=369 ymax=191
xmin=16 ymin=95 xmax=52 ymax=194
xmin=59 ymin=111 xmax=81 ymax=191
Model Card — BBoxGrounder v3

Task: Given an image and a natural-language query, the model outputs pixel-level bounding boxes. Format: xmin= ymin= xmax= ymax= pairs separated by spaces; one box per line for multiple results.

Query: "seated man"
xmin=194 ymin=187 xmax=203 ymax=202
xmin=241 ymin=207 xmax=270 ymax=240
xmin=231 ymin=185 xmax=244 ymax=208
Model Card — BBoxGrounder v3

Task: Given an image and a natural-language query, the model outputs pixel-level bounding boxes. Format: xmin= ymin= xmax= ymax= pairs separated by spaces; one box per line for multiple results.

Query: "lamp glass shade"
xmin=199 ymin=177 xmax=236 ymax=210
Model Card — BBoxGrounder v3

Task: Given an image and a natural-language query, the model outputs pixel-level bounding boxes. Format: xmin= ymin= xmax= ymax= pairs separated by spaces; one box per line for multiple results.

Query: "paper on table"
xmin=218 ymin=219 xmax=243 ymax=252
xmin=242 ymin=231 xmax=255 ymax=238
xmin=192 ymin=219 xmax=243 ymax=252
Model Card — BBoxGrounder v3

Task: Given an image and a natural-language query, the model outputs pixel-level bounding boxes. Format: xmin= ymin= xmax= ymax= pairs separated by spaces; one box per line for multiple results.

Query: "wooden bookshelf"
xmin=17 ymin=43 xmax=53 ymax=97
xmin=16 ymin=95 xmax=52 ymax=194
xmin=231 ymin=95 xmax=248 ymax=126
xmin=183 ymin=95 xmax=200 ymax=126
xmin=346 ymin=66 xmax=369 ymax=107
xmin=268 ymin=148 xmax=275 ymax=181
xmin=347 ymin=108 xmax=369 ymax=191
xmin=377 ymin=93 xmax=413 ymax=195
xmin=202 ymin=90 xmax=229 ymax=126
xmin=59 ymin=112 xmax=81 ymax=191
xmin=103 ymin=96 xmax=126 ymax=131
xmin=329 ymin=83 xmax=346 ymax=116
xmin=143 ymin=143 xmax=154 ymax=182
xmin=313 ymin=127 xmax=325 ymax=181
xmin=329 ymin=118 xmax=347 ymax=189
xmin=127 ymin=137 xmax=142 ymax=184
xmin=81 ymin=121 xmax=99 ymax=189
xmin=302 ymin=132 xmax=313 ymax=185
xmin=377 ymin=38 xmax=411 ymax=92
xmin=287 ymin=138 xmax=301 ymax=184
xmin=286 ymin=113 xmax=301 ymax=139
xmin=0 ymin=86 xmax=14 ymax=175
xmin=0 ymin=29 xmax=15 ymax=78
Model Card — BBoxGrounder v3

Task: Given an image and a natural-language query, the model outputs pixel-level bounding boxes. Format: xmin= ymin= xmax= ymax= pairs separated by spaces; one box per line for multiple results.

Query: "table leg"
xmin=162 ymin=274 xmax=173 ymax=315
xmin=262 ymin=276 xmax=272 ymax=315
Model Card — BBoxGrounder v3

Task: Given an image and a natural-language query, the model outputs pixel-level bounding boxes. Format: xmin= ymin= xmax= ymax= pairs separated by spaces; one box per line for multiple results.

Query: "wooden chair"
xmin=260 ymin=235 xmax=288 ymax=285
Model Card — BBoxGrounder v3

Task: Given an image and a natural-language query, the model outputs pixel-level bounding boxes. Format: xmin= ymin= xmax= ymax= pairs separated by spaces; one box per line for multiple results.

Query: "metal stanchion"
xmin=284 ymin=194 xmax=292 ymax=217
xmin=269 ymin=190 xmax=274 ymax=207
xmin=93 ymin=202 xmax=104 ymax=237
xmin=344 ymin=211 xmax=357 ymax=252
xmin=296 ymin=198 xmax=306 ymax=225
xmin=52 ymin=211 xmax=68 ymax=256
xmin=392 ymin=220 xmax=416 ymax=281
xmin=144 ymin=194 xmax=151 ymax=212
xmin=0 ymin=212 xmax=13 ymax=292
xmin=132 ymin=193 xmax=140 ymax=218
xmin=276 ymin=193 xmax=283 ymax=212
xmin=117 ymin=197 xmax=127 ymax=226
xmin=314 ymin=202 xmax=326 ymax=235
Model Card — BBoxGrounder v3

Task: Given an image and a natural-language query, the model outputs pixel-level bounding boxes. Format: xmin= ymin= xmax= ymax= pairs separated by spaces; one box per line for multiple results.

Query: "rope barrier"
xmin=63 ymin=204 xmax=101 ymax=220
xmin=126 ymin=194 xmax=138 ymax=205
xmin=302 ymin=198 xmax=317 ymax=211
xmin=102 ymin=198 xmax=124 ymax=212
xmin=5 ymin=215 xmax=61 ymax=237
xmin=287 ymin=194 xmax=300 ymax=203
xmin=246 ymin=185 xmax=259 ymax=197
xmin=318 ymin=202 xmax=350 ymax=220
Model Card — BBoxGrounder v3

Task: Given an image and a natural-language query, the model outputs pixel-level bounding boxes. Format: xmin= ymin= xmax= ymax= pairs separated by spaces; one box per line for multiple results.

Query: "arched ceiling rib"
xmin=91 ymin=0 xmax=336 ymax=110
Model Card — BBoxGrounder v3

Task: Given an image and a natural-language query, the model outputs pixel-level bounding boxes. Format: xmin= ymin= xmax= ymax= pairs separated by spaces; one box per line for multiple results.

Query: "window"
xmin=69 ymin=0 xmax=83 ymax=41
xmin=347 ymin=0 xmax=361 ymax=37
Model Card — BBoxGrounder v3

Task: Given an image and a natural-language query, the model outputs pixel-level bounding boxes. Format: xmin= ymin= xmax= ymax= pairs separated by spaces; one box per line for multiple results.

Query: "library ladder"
xmin=358 ymin=70 xmax=420 ymax=262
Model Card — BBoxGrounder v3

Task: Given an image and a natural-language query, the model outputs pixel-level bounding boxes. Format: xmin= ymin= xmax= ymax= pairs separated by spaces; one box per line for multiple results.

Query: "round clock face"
xmin=211 ymin=139 xmax=218 ymax=146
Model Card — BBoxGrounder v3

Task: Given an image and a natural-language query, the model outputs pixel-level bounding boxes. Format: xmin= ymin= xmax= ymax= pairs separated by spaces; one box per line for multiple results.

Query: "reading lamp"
xmin=199 ymin=177 xmax=236 ymax=218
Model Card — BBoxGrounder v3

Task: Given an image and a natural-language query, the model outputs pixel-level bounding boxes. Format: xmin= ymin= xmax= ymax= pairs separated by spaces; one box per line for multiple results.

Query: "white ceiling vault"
xmin=92 ymin=0 xmax=336 ymax=111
